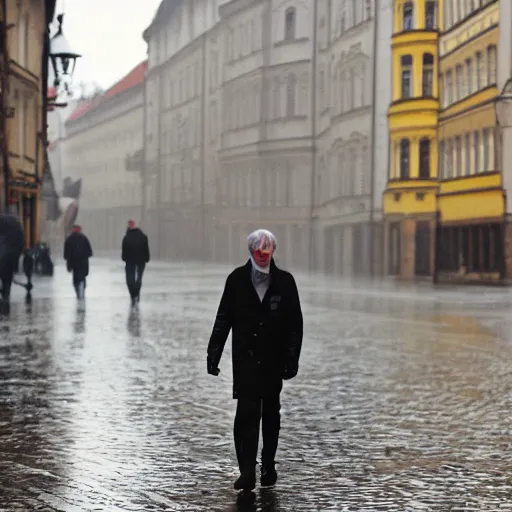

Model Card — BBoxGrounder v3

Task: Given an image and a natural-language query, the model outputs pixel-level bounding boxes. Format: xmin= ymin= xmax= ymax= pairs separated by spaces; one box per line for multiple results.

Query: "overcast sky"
xmin=52 ymin=0 xmax=162 ymax=91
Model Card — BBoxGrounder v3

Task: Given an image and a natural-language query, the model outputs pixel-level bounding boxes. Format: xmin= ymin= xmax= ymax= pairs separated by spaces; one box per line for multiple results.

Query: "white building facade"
xmin=62 ymin=62 xmax=146 ymax=253
xmin=142 ymin=0 xmax=392 ymax=273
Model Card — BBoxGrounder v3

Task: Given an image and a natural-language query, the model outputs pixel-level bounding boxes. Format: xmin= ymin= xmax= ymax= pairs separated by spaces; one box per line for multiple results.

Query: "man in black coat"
xmin=64 ymin=225 xmax=93 ymax=299
xmin=121 ymin=220 xmax=150 ymax=305
xmin=207 ymin=229 xmax=303 ymax=491
xmin=0 ymin=214 xmax=25 ymax=314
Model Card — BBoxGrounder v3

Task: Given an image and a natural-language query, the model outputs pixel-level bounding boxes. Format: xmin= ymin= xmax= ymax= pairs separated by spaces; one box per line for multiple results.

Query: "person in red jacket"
xmin=64 ymin=225 xmax=93 ymax=299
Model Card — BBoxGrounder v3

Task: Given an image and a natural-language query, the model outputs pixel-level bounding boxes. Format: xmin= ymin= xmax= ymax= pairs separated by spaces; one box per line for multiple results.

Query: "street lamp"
xmin=49 ymin=14 xmax=81 ymax=93
xmin=495 ymin=79 xmax=512 ymax=128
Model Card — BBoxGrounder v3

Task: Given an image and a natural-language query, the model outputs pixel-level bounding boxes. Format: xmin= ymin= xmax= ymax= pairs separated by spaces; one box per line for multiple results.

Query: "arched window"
xmin=284 ymin=7 xmax=296 ymax=41
xmin=400 ymin=139 xmax=410 ymax=179
xmin=403 ymin=2 xmax=414 ymax=31
xmin=422 ymin=53 xmax=434 ymax=97
xmin=401 ymin=55 xmax=413 ymax=98
xmin=419 ymin=138 xmax=430 ymax=178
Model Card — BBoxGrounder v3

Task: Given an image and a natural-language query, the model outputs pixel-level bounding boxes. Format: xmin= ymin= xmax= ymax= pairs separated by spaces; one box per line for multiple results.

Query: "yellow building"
xmin=437 ymin=0 xmax=501 ymax=282
xmin=383 ymin=0 xmax=503 ymax=283
xmin=1 ymin=0 xmax=56 ymax=248
xmin=383 ymin=0 xmax=442 ymax=279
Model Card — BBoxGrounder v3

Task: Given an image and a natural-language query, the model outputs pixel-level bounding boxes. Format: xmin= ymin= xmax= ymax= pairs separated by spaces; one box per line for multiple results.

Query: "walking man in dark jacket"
xmin=0 ymin=214 xmax=25 ymax=314
xmin=64 ymin=225 xmax=93 ymax=299
xmin=121 ymin=220 xmax=150 ymax=305
xmin=207 ymin=229 xmax=303 ymax=491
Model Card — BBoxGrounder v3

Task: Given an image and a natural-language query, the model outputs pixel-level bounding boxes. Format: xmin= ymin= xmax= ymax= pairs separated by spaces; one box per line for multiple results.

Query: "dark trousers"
xmin=125 ymin=263 xmax=145 ymax=298
xmin=0 ymin=254 xmax=17 ymax=301
xmin=0 ymin=270 xmax=13 ymax=301
xmin=234 ymin=395 xmax=281 ymax=472
xmin=72 ymin=271 xmax=86 ymax=297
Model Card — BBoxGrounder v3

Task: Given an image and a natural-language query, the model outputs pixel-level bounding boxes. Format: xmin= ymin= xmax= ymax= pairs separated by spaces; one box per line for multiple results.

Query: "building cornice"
xmin=219 ymin=0 xmax=262 ymax=20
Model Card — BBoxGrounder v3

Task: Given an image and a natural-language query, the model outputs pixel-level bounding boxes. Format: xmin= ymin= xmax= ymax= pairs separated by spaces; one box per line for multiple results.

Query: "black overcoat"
xmin=207 ymin=259 xmax=303 ymax=399
xmin=63 ymin=233 xmax=93 ymax=279
xmin=122 ymin=228 xmax=150 ymax=265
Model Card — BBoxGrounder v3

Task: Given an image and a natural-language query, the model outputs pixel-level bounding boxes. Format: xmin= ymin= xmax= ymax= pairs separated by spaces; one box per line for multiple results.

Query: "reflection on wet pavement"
xmin=1 ymin=258 xmax=512 ymax=510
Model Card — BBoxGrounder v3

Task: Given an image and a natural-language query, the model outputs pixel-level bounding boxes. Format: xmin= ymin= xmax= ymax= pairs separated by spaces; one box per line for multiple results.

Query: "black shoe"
xmin=260 ymin=463 xmax=277 ymax=487
xmin=234 ymin=470 xmax=256 ymax=491
xmin=131 ymin=296 xmax=137 ymax=306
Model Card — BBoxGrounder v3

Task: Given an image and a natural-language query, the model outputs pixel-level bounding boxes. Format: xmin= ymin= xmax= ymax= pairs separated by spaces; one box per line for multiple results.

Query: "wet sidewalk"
xmin=1 ymin=259 xmax=512 ymax=511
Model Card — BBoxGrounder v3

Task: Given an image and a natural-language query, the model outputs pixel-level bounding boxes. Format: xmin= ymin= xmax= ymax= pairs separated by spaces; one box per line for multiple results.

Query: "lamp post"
xmin=49 ymin=13 xmax=81 ymax=104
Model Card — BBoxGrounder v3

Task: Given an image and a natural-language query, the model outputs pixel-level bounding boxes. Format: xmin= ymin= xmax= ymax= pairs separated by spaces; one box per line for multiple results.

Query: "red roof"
xmin=67 ymin=60 xmax=147 ymax=123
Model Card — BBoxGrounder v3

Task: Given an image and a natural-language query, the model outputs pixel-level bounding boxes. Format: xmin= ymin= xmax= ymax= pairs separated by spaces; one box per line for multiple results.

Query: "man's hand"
xmin=207 ymin=356 xmax=220 ymax=376
xmin=282 ymin=364 xmax=298 ymax=380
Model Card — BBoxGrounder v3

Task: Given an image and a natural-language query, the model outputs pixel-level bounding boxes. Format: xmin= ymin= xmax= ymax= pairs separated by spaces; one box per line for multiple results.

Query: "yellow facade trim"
xmin=439 ymin=88 xmax=498 ymax=121
xmin=384 ymin=188 xmax=437 ymax=215
xmin=439 ymin=27 xmax=498 ymax=70
xmin=439 ymin=188 xmax=504 ymax=222
xmin=439 ymin=100 xmax=496 ymax=136
xmin=387 ymin=180 xmax=439 ymax=190
xmin=439 ymin=172 xmax=502 ymax=193
xmin=392 ymin=31 xmax=438 ymax=49
xmin=389 ymin=109 xmax=438 ymax=133
xmin=439 ymin=2 xmax=499 ymax=58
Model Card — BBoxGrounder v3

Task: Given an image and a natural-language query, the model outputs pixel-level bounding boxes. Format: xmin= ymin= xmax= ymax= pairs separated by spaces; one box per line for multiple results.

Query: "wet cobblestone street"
xmin=1 ymin=259 xmax=512 ymax=511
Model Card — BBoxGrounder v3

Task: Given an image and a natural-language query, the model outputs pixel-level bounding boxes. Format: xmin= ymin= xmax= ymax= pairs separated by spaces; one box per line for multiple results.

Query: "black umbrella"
xmin=0 ymin=214 xmax=32 ymax=291
xmin=0 ymin=214 xmax=24 ymax=255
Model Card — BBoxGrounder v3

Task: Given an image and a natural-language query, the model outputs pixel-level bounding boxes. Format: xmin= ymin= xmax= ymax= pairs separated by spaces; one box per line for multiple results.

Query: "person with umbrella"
xmin=0 ymin=214 xmax=25 ymax=314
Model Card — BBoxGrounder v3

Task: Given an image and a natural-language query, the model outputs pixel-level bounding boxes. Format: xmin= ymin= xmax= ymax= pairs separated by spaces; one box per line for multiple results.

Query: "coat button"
xmin=254 ymin=333 xmax=257 ymax=337
xmin=260 ymin=322 xmax=263 ymax=326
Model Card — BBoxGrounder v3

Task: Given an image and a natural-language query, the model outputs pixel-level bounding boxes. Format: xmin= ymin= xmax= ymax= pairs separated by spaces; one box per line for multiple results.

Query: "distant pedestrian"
xmin=207 ymin=229 xmax=303 ymax=491
xmin=0 ymin=214 xmax=25 ymax=314
xmin=64 ymin=225 xmax=93 ymax=299
xmin=121 ymin=220 xmax=150 ymax=306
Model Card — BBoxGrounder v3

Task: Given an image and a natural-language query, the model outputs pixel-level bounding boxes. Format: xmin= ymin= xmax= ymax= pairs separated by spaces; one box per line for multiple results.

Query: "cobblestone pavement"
xmin=1 ymin=259 xmax=512 ymax=511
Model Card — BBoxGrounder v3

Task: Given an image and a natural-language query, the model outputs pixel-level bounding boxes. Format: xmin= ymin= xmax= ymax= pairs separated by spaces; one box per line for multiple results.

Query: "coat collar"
xmin=243 ymin=258 xmax=278 ymax=275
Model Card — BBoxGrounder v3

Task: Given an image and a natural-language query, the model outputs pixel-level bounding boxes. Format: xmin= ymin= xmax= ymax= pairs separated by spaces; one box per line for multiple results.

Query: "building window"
xmin=476 ymin=51 xmax=483 ymax=90
xmin=422 ymin=53 xmax=434 ymax=97
xmin=446 ymin=70 xmax=453 ymax=105
xmin=465 ymin=133 xmax=471 ymax=176
xmin=474 ymin=131 xmax=480 ymax=173
xmin=487 ymin=45 xmax=497 ymax=84
xmin=401 ymin=55 xmax=413 ymax=98
xmin=352 ymin=0 xmax=358 ymax=25
xmin=425 ymin=1 xmax=437 ymax=29
xmin=419 ymin=138 xmax=430 ymax=178
xmin=445 ymin=0 xmax=453 ymax=29
xmin=446 ymin=139 xmax=453 ymax=178
xmin=455 ymin=136 xmax=462 ymax=177
xmin=403 ymin=2 xmax=414 ymax=31
xmin=284 ymin=7 xmax=296 ymax=41
xmin=400 ymin=139 xmax=410 ymax=179
xmin=466 ymin=58 xmax=473 ymax=95
xmin=286 ymin=73 xmax=296 ymax=116
xmin=439 ymin=140 xmax=445 ymax=178
xmin=456 ymin=65 xmax=464 ymax=100
xmin=483 ymin=128 xmax=490 ymax=171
